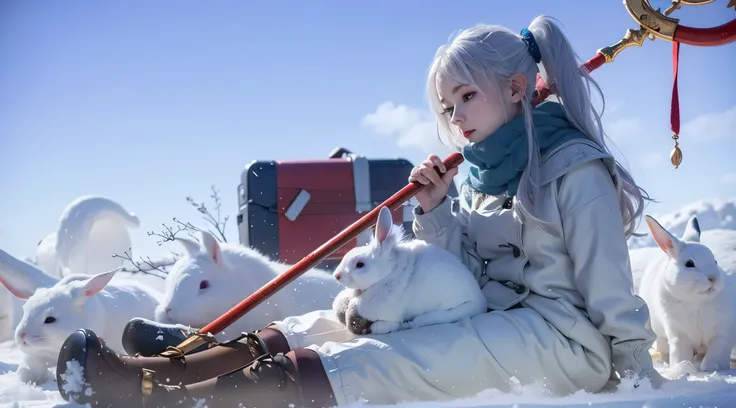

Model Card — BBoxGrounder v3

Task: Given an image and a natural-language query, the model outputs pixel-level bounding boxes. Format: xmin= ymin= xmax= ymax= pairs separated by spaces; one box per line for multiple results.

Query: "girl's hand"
xmin=409 ymin=154 xmax=458 ymax=213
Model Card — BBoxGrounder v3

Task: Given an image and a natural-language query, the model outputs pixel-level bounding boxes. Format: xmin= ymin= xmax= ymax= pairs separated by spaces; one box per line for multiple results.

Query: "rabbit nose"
xmin=165 ymin=306 xmax=172 ymax=313
xmin=708 ymin=276 xmax=717 ymax=283
xmin=18 ymin=331 xmax=25 ymax=340
xmin=334 ymin=273 xmax=343 ymax=281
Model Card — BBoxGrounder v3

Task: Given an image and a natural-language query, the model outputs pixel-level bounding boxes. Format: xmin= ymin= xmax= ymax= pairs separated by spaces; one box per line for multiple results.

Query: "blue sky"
xmin=1 ymin=1 xmax=734 ymax=263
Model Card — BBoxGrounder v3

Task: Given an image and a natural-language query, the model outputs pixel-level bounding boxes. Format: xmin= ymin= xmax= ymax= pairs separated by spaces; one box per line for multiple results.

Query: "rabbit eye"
xmin=44 ymin=317 xmax=56 ymax=324
xmin=199 ymin=280 xmax=210 ymax=290
xmin=685 ymin=260 xmax=695 ymax=268
xmin=356 ymin=262 xmax=365 ymax=268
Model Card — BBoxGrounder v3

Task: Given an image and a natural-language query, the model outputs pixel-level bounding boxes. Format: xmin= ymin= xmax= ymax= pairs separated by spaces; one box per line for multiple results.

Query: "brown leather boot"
xmin=55 ymin=328 xmax=289 ymax=407
xmin=120 ymin=325 xmax=290 ymax=385
xmin=57 ymin=329 xmax=336 ymax=408
xmin=76 ymin=325 xmax=288 ymax=387
xmin=181 ymin=349 xmax=337 ymax=408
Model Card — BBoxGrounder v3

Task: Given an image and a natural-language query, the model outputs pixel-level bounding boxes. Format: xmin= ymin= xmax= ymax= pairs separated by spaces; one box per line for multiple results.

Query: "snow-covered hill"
xmin=629 ymin=197 xmax=736 ymax=249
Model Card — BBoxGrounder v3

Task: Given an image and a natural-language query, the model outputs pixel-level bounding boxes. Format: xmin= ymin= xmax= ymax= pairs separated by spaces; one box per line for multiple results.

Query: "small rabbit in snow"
xmin=332 ymin=206 xmax=487 ymax=335
xmin=636 ymin=215 xmax=736 ymax=372
xmin=155 ymin=230 xmax=343 ymax=341
xmin=0 ymin=248 xmax=161 ymax=384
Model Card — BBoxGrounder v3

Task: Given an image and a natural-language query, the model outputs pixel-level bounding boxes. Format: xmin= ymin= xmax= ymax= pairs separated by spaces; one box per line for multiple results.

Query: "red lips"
xmin=463 ymin=130 xmax=475 ymax=138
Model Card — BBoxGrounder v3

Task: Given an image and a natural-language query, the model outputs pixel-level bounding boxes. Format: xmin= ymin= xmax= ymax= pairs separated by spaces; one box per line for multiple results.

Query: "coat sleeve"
xmin=557 ymin=159 xmax=660 ymax=384
xmin=411 ymin=185 xmax=486 ymax=283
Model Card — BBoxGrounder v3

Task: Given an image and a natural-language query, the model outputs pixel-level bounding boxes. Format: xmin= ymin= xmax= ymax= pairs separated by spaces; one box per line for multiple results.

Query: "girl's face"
xmin=436 ymin=75 xmax=522 ymax=144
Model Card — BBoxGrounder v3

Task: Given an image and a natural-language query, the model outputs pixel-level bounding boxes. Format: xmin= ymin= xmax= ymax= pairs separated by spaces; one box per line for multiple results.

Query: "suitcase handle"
xmin=328 ymin=147 xmax=354 ymax=159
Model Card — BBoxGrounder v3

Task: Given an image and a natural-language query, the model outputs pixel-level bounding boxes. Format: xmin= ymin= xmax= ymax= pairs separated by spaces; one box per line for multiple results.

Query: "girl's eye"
xmin=462 ymin=91 xmax=476 ymax=102
xmin=442 ymin=106 xmax=454 ymax=116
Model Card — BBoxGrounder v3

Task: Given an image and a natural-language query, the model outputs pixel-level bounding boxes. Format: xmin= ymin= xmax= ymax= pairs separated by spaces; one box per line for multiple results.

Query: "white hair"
xmin=426 ymin=15 xmax=650 ymax=238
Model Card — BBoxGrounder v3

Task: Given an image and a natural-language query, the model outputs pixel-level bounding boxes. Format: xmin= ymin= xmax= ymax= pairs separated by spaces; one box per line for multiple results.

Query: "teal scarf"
xmin=463 ymin=101 xmax=585 ymax=197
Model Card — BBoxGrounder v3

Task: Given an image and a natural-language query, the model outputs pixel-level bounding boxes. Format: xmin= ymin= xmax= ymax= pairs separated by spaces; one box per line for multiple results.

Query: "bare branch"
xmin=112 ymin=249 xmax=173 ymax=279
xmin=146 ymin=218 xmax=200 ymax=245
xmin=129 ymin=184 xmax=231 ymax=278
xmin=184 ymin=185 xmax=229 ymax=243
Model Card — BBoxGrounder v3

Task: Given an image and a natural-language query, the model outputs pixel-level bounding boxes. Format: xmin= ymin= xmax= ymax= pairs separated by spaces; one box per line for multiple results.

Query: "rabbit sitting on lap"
xmin=0 ymin=248 xmax=161 ymax=384
xmin=332 ymin=206 xmax=487 ymax=335
xmin=636 ymin=215 xmax=736 ymax=372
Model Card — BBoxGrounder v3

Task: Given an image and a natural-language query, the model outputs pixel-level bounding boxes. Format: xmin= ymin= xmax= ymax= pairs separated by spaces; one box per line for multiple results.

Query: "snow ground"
xmin=2 ymin=339 xmax=735 ymax=408
xmin=2 ymin=197 xmax=736 ymax=406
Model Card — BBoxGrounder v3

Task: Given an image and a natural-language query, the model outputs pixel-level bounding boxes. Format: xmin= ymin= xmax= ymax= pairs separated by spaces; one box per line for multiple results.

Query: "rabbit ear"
xmin=175 ymin=237 xmax=202 ymax=257
xmin=681 ymin=216 xmax=701 ymax=243
xmin=374 ymin=206 xmax=394 ymax=246
xmin=0 ymin=248 xmax=58 ymax=300
xmin=645 ymin=215 xmax=681 ymax=258
xmin=79 ymin=267 xmax=119 ymax=297
xmin=200 ymin=231 xmax=223 ymax=266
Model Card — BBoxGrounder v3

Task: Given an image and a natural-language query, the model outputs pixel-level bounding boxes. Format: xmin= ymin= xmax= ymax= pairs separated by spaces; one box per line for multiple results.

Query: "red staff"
xmin=162 ymin=0 xmax=736 ymax=357
xmin=160 ymin=153 xmax=465 ymax=357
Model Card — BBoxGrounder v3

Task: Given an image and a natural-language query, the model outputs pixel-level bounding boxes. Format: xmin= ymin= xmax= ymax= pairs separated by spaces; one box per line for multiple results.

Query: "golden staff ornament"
xmin=533 ymin=0 xmax=736 ymax=168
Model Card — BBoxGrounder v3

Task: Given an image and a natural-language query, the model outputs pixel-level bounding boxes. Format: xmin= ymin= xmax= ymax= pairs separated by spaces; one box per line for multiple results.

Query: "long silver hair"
xmin=426 ymin=16 xmax=650 ymax=237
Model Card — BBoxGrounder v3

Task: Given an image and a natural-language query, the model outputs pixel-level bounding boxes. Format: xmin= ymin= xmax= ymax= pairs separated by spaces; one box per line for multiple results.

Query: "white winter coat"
xmin=412 ymin=137 xmax=658 ymax=383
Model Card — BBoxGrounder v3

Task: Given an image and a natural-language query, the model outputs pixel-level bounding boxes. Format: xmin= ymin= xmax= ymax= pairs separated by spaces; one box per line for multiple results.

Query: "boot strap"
xmin=141 ymin=368 xmax=155 ymax=397
xmin=213 ymin=331 xmax=270 ymax=358
xmin=140 ymin=368 xmax=191 ymax=408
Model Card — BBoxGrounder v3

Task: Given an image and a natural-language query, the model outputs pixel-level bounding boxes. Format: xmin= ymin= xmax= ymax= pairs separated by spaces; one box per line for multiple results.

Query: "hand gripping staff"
xmin=159 ymin=152 xmax=465 ymax=357
xmin=532 ymin=0 xmax=736 ymax=169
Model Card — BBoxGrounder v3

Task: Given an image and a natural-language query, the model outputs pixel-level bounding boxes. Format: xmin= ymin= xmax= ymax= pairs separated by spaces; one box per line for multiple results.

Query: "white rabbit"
xmin=0 ymin=248 xmax=161 ymax=384
xmin=332 ymin=206 xmax=487 ymax=335
xmin=155 ymin=230 xmax=343 ymax=341
xmin=0 ymin=250 xmax=60 ymax=343
xmin=635 ymin=215 xmax=736 ymax=372
xmin=0 ymin=195 xmax=142 ymax=343
xmin=34 ymin=194 xmax=141 ymax=277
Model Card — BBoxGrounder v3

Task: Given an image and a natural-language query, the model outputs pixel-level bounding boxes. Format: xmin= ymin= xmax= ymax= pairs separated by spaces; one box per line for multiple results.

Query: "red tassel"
xmin=671 ymin=41 xmax=681 ymax=136
xmin=670 ymin=41 xmax=683 ymax=168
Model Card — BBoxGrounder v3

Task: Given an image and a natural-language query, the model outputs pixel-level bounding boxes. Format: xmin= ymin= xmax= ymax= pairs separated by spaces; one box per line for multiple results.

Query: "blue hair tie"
xmin=520 ymin=28 xmax=541 ymax=63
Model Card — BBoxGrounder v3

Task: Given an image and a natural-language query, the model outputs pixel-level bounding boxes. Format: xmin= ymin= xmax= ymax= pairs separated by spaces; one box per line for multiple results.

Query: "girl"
xmin=54 ymin=15 xmax=665 ymax=408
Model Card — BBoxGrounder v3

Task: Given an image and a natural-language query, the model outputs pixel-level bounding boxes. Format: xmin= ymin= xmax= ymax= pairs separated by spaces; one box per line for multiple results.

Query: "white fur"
xmin=0 ymin=249 xmax=59 ymax=344
xmin=332 ymin=206 xmax=487 ymax=335
xmin=1 ymin=195 xmax=140 ymax=342
xmin=0 ymin=248 xmax=161 ymax=385
xmin=35 ymin=195 xmax=141 ymax=277
xmin=156 ymin=231 xmax=343 ymax=341
xmin=634 ymin=215 xmax=736 ymax=372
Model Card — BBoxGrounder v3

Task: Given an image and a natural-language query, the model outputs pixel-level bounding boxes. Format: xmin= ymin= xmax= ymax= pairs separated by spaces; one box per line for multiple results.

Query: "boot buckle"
xmin=141 ymin=368 xmax=155 ymax=396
